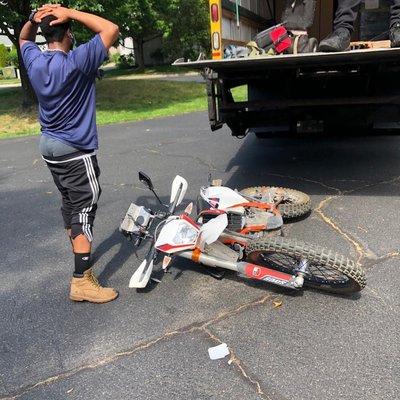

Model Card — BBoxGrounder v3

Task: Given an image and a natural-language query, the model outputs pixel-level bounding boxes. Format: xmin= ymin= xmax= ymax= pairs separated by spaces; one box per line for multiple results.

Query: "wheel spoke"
xmin=258 ymin=251 xmax=348 ymax=284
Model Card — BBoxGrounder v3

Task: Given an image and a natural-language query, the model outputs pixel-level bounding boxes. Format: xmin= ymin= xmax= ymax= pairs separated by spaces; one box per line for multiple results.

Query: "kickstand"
xmin=204 ymin=266 xmax=226 ymax=280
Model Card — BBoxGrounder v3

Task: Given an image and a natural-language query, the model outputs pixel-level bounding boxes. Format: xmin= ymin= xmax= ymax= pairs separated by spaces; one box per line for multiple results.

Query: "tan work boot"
xmin=70 ymin=269 xmax=118 ymax=303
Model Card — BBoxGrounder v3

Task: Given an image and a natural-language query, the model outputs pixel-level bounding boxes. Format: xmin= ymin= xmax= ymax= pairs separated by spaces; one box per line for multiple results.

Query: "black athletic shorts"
xmin=44 ymin=152 xmax=102 ymax=242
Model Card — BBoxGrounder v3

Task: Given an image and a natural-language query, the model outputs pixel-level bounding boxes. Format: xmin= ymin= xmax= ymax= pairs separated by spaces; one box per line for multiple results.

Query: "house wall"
xmin=118 ymin=36 xmax=165 ymax=66
xmin=0 ymin=35 xmax=13 ymax=48
xmin=233 ymin=0 xmax=270 ymax=19
xmin=222 ymin=0 xmax=273 ymax=45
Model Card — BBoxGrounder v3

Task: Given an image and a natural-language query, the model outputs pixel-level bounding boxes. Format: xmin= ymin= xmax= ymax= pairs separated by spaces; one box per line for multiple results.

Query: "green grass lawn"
xmin=0 ymin=78 xmax=21 ymax=86
xmin=0 ymin=73 xmax=247 ymax=139
xmin=103 ymin=65 xmax=196 ymax=78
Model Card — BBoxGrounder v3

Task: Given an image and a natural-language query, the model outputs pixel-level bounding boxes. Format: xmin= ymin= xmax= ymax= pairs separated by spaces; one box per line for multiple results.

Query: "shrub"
xmin=110 ymin=52 xmax=121 ymax=64
xmin=7 ymin=46 xmax=19 ymax=68
xmin=116 ymin=53 xmax=135 ymax=69
xmin=0 ymin=44 xmax=8 ymax=68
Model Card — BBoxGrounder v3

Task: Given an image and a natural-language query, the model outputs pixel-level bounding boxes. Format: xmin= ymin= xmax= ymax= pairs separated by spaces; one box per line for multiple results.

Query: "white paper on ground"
xmin=208 ymin=343 xmax=230 ymax=360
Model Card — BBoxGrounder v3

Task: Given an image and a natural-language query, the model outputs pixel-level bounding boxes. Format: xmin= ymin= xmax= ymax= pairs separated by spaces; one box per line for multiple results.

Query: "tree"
xmin=0 ymin=0 xmax=103 ymax=110
xmin=162 ymin=0 xmax=209 ymax=61
xmin=103 ymin=0 xmax=169 ymax=70
xmin=104 ymin=0 xmax=209 ymax=69
xmin=0 ymin=1 xmax=36 ymax=109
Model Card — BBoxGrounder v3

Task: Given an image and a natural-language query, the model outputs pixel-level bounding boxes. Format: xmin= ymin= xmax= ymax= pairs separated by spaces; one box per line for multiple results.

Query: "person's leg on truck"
xmin=389 ymin=0 xmax=400 ymax=46
xmin=319 ymin=0 xmax=361 ymax=52
xmin=319 ymin=0 xmax=400 ymax=51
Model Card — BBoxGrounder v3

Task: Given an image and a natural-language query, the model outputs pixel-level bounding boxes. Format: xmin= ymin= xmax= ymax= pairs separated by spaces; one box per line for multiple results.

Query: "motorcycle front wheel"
xmin=246 ymin=237 xmax=366 ymax=294
xmin=240 ymin=186 xmax=311 ymax=220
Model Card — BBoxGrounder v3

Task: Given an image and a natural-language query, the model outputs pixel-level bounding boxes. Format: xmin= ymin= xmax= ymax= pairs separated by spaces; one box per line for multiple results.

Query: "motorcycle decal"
xmin=232 ymin=202 xmax=278 ymax=214
xmin=208 ymin=197 xmax=220 ymax=208
xmin=240 ymin=225 xmax=267 ymax=235
xmin=180 ymin=214 xmax=201 ymax=229
xmin=157 ymin=243 xmax=196 ymax=253
xmin=221 ymin=237 xmax=247 ymax=246
xmin=201 ymin=186 xmax=248 ymax=210
xmin=244 ymin=263 xmax=293 ymax=283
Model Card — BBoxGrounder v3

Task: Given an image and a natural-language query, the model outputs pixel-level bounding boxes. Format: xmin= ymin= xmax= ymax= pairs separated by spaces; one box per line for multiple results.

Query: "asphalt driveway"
xmin=0 ymin=112 xmax=399 ymax=399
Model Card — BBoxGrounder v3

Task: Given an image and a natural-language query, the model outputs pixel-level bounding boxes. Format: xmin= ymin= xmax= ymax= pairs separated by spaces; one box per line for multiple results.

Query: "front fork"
xmin=293 ymin=259 xmax=309 ymax=288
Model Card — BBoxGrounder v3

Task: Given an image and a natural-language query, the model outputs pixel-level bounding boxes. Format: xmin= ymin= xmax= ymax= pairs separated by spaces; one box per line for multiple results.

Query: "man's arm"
xmin=39 ymin=6 xmax=119 ymax=50
xmin=19 ymin=8 xmax=53 ymax=48
xmin=19 ymin=21 xmax=39 ymax=48
xmin=69 ymin=10 xmax=119 ymax=50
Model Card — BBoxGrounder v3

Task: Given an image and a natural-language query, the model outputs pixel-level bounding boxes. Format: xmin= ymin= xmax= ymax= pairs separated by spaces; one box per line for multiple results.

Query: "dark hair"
xmin=39 ymin=15 xmax=71 ymax=43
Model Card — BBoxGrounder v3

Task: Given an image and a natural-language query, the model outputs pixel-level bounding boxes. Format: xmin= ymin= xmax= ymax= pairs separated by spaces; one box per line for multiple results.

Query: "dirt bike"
xmin=197 ymin=181 xmax=311 ymax=239
xmin=120 ymin=172 xmax=366 ymax=294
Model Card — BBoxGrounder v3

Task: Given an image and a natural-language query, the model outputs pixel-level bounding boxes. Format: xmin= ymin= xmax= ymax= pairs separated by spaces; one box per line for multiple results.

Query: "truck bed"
xmin=173 ymin=47 xmax=400 ymax=71
xmin=173 ymin=47 xmax=400 ymax=136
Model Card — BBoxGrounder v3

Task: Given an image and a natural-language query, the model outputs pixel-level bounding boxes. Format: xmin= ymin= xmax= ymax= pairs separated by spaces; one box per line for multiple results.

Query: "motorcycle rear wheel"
xmin=240 ymin=186 xmax=311 ymax=219
xmin=246 ymin=237 xmax=366 ymax=294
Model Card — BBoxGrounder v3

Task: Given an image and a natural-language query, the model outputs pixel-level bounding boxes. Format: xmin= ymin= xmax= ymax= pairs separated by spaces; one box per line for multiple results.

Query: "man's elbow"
xmin=19 ymin=38 xmax=28 ymax=48
xmin=111 ymin=24 xmax=120 ymax=43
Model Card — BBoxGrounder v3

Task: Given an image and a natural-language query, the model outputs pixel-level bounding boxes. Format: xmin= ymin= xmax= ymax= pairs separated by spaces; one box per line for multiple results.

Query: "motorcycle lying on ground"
xmin=120 ymin=172 xmax=366 ymax=294
xmin=197 ymin=181 xmax=311 ymax=240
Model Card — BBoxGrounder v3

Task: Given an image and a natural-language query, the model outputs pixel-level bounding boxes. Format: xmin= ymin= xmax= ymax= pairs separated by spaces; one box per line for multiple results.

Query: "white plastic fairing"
xmin=198 ymin=214 xmax=228 ymax=248
xmin=200 ymin=186 xmax=248 ymax=210
xmin=170 ymin=175 xmax=188 ymax=206
xmin=155 ymin=217 xmax=199 ymax=253
xmin=129 ymin=259 xmax=154 ymax=288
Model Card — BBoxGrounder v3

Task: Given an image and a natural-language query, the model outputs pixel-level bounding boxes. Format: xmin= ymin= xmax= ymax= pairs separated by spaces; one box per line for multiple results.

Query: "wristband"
xmin=29 ymin=10 xmax=38 ymax=24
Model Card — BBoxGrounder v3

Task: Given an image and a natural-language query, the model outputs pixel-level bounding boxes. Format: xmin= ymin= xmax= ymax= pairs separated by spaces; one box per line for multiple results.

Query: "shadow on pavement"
xmin=224 ymin=133 xmax=400 ymax=195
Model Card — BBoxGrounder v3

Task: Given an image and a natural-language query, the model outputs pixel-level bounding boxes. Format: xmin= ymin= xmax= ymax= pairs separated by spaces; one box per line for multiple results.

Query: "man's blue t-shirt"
xmin=21 ymin=35 xmax=107 ymax=150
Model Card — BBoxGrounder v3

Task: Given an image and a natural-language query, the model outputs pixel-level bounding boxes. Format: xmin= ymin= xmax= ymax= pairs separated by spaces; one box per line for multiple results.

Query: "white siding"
xmin=227 ymin=0 xmax=270 ymax=19
xmin=223 ymin=0 xmax=271 ymax=42
xmin=0 ymin=35 xmax=13 ymax=48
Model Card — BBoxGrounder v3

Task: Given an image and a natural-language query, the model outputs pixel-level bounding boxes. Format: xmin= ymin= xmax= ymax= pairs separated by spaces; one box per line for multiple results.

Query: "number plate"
xmin=120 ymin=203 xmax=152 ymax=234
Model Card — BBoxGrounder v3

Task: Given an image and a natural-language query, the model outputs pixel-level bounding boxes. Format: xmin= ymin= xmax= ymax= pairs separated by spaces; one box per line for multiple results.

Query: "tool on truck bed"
xmin=224 ymin=0 xmax=318 ymax=59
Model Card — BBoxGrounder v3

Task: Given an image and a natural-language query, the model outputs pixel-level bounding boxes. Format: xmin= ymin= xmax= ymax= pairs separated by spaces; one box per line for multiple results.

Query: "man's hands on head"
xmin=36 ymin=5 xmax=72 ymax=26
xmin=28 ymin=5 xmax=119 ymax=50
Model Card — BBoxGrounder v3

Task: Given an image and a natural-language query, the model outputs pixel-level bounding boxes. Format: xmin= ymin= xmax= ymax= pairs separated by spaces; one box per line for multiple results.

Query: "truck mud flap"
xmin=206 ymin=77 xmax=223 ymax=131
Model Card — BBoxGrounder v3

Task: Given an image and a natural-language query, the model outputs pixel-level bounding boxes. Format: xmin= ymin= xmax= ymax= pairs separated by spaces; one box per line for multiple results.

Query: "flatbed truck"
xmin=174 ymin=0 xmax=400 ymax=137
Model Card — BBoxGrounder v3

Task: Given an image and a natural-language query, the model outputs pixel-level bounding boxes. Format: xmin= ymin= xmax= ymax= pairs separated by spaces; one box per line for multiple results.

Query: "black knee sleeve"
xmin=74 ymin=252 xmax=91 ymax=277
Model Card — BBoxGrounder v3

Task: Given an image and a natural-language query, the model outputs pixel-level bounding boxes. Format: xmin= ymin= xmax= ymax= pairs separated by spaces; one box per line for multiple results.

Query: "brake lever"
xmin=134 ymin=236 xmax=143 ymax=247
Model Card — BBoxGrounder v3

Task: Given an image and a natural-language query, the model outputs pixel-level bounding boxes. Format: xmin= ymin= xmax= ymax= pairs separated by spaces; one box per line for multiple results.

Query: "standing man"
xmin=20 ymin=5 xmax=119 ymax=303
xmin=319 ymin=0 xmax=400 ymax=51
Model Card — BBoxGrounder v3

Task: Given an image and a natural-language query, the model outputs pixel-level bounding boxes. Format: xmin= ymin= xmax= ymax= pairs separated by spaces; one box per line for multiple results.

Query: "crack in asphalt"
xmin=264 ymin=173 xmax=375 ymax=263
xmin=362 ymin=251 xmax=400 ymax=271
xmin=364 ymin=287 xmax=397 ymax=313
xmin=314 ymin=195 xmax=376 ymax=264
xmin=271 ymin=173 xmax=400 ymax=265
xmin=106 ymin=146 xmax=220 ymax=171
xmin=265 ymin=173 xmax=342 ymax=194
xmin=0 ymin=294 xmax=273 ymax=400
xmin=142 ymin=148 xmax=219 ymax=172
xmin=202 ymin=327 xmax=284 ymax=400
